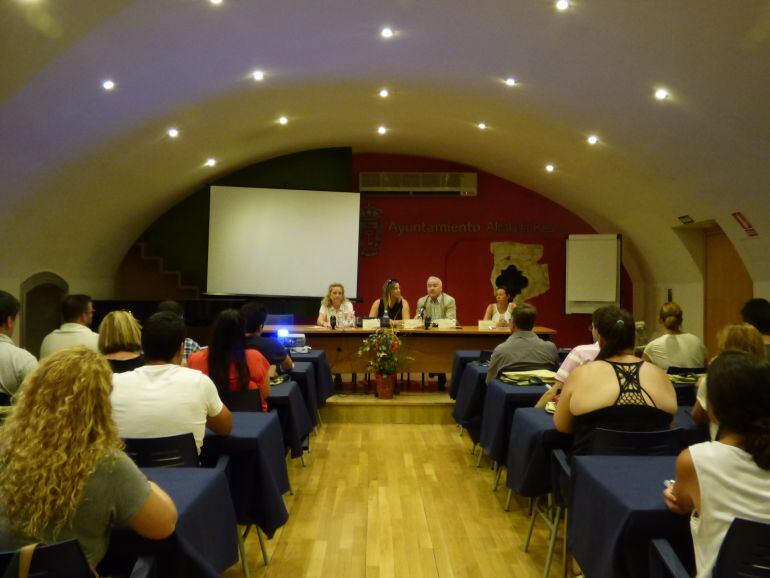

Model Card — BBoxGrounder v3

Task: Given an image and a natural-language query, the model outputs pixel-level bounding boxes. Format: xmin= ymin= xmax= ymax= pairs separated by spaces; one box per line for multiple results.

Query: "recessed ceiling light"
xmin=377 ymin=125 xmax=388 ymax=135
xmin=167 ymin=128 xmax=179 ymax=138
xmin=504 ymin=77 xmax=517 ymax=87
xmin=381 ymin=27 xmax=394 ymax=38
xmin=555 ymin=0 xmax=569 ymax=11
xmin=278 ymin=116 xmax=288 ymax=125
xmin=252 ymin=70 xmax=265 ymax=81
xmin=209 ymin=0 xmax=222 ymax=5
xmin=205 ymin=158 xmax=217 ymax=167
xmin=102 ymin=79 xmax=115 ymax=91
xmin=587 ymin=134 xmax=599 ymax=145
xmin=545 ymin=164 xmax=555 ymax=173
xmin=477 ymin=122 xmax=487 ymax=130
xmin=655 ymin=88 xmax=670 ymax=100
xmin=379 ymin=88 xmax=389 ymax=98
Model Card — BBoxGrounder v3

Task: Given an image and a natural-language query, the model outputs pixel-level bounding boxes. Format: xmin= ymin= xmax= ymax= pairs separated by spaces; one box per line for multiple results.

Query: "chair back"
xmin=123 ymin=433 xmax=198 ymax=468
xmin=713 ymin=518 xmax=770 ymax=578
xmin=667 ymin=366 xmax=706 ymax=376
xmin=265 ymin=314 xmax=294 ymax=326
xmin=220 ymin=389 xmax=263 ymax=412
xmin=591 ymin=428 xmax=686 ymax=456
xmin=0 ymin=539 xmax=92 ymax=578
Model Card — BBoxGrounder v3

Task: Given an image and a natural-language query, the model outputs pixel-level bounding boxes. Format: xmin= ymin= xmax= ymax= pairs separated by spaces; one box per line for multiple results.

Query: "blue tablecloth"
xmin=291 ymin=350 xmax=335 ymax=405
xmin=100 ymin=468 xmax=238 ymax=578
xmin=201 ymin=412 xmax=290 ymax=537
xmin=569 ymin=456 xmax=693 ymax=578
xmin=290 ymin=361 xmax=319 ymax=426
xmin=505 ymin=408 xmax=573 ymax=497
xmin=452 ymin=363 xmax=488 ymax=442
xmin=450 ymin=350 xmax=482 ymax=399
xmin=267 ymin=381 xmax=313 ymax=458
xmin=674 ymin=406 xmax=709 ymax=445
xmin=479 ymin=380 xmax=548 ymax=463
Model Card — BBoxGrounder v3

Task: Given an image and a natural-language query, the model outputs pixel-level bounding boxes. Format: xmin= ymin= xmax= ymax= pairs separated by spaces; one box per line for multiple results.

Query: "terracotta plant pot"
xmin=375 ymin=373 xmax=395 ymax=399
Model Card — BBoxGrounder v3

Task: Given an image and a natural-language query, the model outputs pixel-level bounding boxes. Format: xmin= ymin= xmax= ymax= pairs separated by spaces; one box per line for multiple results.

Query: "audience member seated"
xmin=317 ymin=282 xmax=355 ymax=328
xmin=554 ymin=306 xmax=677 ymax=455
xmin=98 ymin=310 xmax=145 ymax=373
xmin=241 ymin=301 xmax=294 ymax=371
xmin=535 ymin=306 xmax=602 ymax=409
xmin=0 ymin=291 xmax=37 ymax=401
xmin=663 ymin=350 xmax=770 ymax=578
xmin=39 ymin=294 xmax=99 ymax=358
xmin=156 ymin=300 xmax=202 ymax=364
xmin=369 ymin=278 xmax=411 ymax=322
xmin=692 ymin=323 xmax=766 ymax=439
xmin=189 ymin=309 xmax=271 ymax=412
xmin=643 ymin=301 xmax=707 ymax=371
xmin=0 ymin=348 xmax=178 ymax=566
xmin=483 ymin=286 xmax=515 ymax=328
xmin=485 ymin=303 xmax=558 ymax=384
xmin=741 ymin=297 xmax=770 ymax=360
xmin=112 ymin=312 xmax=232 ymax=451
xmin=415 ymin=276 xmax=457 ymax=320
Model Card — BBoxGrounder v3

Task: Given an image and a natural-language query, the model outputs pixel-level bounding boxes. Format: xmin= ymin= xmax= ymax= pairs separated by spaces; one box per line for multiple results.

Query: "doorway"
xmin=20 ymin=272 xmax=68 ymax=358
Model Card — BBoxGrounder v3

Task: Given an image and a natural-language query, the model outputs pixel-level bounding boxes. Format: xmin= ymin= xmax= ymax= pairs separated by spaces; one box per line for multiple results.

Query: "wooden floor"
xmin=223 ymin=423 xmax=560 ymax=577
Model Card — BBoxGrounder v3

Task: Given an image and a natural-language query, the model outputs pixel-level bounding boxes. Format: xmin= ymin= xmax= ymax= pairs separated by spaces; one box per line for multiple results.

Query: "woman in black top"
xmin=368 ymin=279 xmax=411 ymax=321
xmin=97 ymin=310 xmax=146 ymax=373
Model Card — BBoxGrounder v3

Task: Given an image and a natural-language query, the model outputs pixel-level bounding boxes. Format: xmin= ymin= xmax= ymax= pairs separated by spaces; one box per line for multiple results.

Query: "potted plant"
xmin=356 ymin=327 xmax=404 ymax=399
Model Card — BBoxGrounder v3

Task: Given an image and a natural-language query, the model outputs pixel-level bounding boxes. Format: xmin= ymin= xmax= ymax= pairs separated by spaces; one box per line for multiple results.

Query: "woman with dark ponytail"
xmin=554 ymin=306 xmax=678 ymax=455
xmin=664 ymin=350 xmax=770 ymax=577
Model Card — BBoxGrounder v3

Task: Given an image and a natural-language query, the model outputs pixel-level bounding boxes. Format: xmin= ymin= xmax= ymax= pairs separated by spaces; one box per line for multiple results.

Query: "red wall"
xmin=353 ymin=153 xmax=633 ymax=348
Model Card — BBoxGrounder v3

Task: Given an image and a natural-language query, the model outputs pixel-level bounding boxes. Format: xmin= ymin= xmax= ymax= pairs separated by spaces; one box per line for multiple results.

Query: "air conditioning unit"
xmin=359 ymin=172 xmax=478 ymax=197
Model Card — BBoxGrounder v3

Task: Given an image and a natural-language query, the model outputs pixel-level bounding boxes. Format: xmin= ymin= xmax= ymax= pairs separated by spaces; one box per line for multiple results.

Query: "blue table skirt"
xmin=452 ymin=363 xmax=488 ymax=442
xmin=267 ymin=381 xmax=314 ymax=458
xmin=201 ymin=412 xmax=290 ymax=536
xmin=505 ymin=408 xmax=573 ymax=497
xmin=291 ymin=350 xmax=335 ymax=405
xmin=450 ymin=350 xmax=482 ymax=399
xmin=479 ymin=380 xmax=548 ymax=463
xmin=290 ymin=361 xmax=319 ymax=426
xmin=569 ymin=456 xmax=693 ymax=578
xmin=100 ymin=468 xmax=238 ymax=577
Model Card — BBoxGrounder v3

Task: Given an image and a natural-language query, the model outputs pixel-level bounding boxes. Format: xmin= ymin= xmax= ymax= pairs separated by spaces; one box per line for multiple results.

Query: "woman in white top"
xmin=643 ymin=302 xmax=707 ymax=370
xmin=317 ymin=282 xmax=355 ymax=328
xmin=483 ymin=286 xmax=516 ymax=328
xmin=664 ymin=350 xmax=770 ymax=578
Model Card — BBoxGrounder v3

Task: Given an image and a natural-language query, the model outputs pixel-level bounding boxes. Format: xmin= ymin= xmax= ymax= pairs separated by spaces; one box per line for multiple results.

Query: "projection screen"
xmin=207 ymin=186 xmax=360 ymax=297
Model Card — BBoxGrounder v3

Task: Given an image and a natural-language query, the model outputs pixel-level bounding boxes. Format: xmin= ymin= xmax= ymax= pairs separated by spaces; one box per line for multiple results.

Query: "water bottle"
xmin=381 ymin=309 xmax=390 ymax=328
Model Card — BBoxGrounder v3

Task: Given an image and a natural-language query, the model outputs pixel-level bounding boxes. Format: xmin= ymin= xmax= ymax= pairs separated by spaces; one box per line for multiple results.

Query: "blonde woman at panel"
xmin=643 ymin=302 xmax=707 ymax=371
xmin=368 ymin=278 xmax=411 ymax=322
xmin=483 ymin=286 xmax=516 ymax=328
xmin=317 ymin=282 xmax=355 ymax=328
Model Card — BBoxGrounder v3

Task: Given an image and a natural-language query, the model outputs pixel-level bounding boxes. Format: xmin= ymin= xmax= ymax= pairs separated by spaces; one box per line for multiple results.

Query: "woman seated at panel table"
xmin=189 ymin=309 xmax=271 ymax=412
xmin=482 ymin=286 xmax=516 ymax=328
xmin=98 ymin=310 xmax=146 ymax=373
xmin=664 ymin=350 xmax=770 ymax=578
xmin=554 ymin=306 xmax=678 ymax=455
xmin=0 ymin=348 xmax=178 ymax=567
xmin=317 ymin=282 xmax=355 ymax=328
xmin=643 ymin=301 xmax=708 ymax=371
xmin=368 ymin=278 xmax=411 ymax=323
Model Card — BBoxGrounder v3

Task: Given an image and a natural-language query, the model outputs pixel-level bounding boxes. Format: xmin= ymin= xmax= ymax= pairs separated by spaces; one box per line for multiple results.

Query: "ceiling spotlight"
xmin=545 ymin=164 xmax=555 ymax=173
xmin=477 ymin=122 xmax=487 ymax=130
xmin=377 ymin=125 xmax=388 ymax=135
xmin=102 ymin=79 xmax=115 ymax=91
xmin=278 ymin=116 xmax=288 ymax=125
xmin=167 ymin=128 xmax=179 ymax=138
xmin=504 ymin=77 xmax=517 ymax=87
xmin=379 ymin=88 xmax=389 ymax=98
xmin=587 ymin=134 xmax=599 ymax=145
xmin=381 ymin=27 xmax=394 ymax=38
xmin=252 ymin=70 xmax=265 ymax=81
xmin=555 ymin=0 xmax=569 ymax=10
xmin=209 ymin=0 xmax=222 ymax=5
xmin=205 ymin=158 xmax=217 ymax=167
xmin=655 ymin=88 xmax=670 ymax=100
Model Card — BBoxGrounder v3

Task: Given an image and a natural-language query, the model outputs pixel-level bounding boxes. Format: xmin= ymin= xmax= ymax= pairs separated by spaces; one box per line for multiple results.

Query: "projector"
xmin=276 ymin=330 xmax=306 ymax=348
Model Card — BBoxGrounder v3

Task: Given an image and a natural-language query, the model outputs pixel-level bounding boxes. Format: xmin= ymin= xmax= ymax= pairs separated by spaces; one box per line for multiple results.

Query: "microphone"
xmin=330 ymin=315 xmax=337 ymax=330
xmin=424 ymin=315 xmax=432 ymax=330
xmin=419 ymin=303 xmax=426 ymax=318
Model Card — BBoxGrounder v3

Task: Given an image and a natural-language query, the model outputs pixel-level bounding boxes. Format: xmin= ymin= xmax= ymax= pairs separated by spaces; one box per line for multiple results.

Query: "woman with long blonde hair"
xmin=0 ymin=347 xmax=177 ymax=566
xmin=317 ymin=282 xmax=355 ymax=328
xmin=98 ymin=310 xmax=145 ymax=373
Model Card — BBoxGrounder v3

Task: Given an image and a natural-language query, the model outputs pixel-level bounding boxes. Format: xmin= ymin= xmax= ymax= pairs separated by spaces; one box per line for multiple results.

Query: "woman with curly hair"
xmin=0 ymin=347 xmax=177 ymax=566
